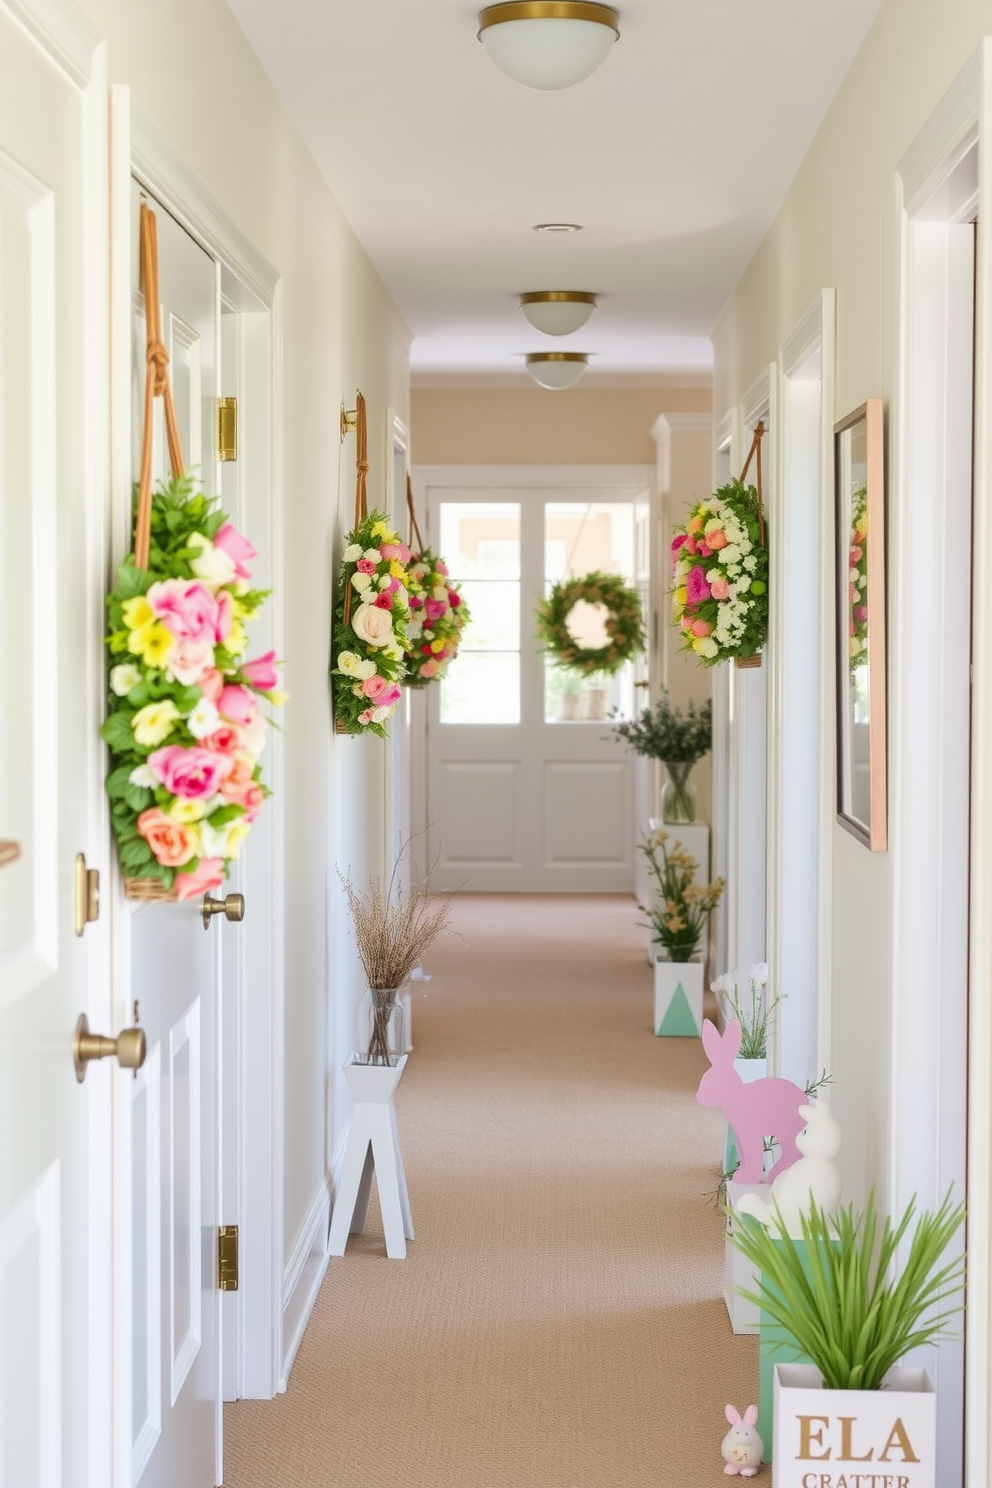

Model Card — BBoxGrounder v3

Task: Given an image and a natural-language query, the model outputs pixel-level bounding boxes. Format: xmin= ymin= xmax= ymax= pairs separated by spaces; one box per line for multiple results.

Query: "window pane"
xmin=440 ymin=652 xmax=520 ymax=724
xmin=439 ymin=503 xmax=521 ymax=579
xmin=453 ymin=580 xmax=520 ymax=651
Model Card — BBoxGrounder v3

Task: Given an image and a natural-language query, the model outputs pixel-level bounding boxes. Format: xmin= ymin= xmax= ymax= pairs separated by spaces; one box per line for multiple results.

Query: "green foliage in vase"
xmin=731 ymin=1190 xmax=965 ymax=1391
xmin=611 ymin=687 xmax=712 ymax=763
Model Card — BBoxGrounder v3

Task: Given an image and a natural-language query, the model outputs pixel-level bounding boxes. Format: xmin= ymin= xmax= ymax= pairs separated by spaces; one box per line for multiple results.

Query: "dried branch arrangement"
xmin=339 ymin=850 xmax=455 ymax=1063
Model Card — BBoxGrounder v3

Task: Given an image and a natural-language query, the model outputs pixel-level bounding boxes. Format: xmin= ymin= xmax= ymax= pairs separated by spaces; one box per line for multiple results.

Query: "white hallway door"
xmin=418 ymin=469 xmax=652 ymax=892
xmin=0 ymin=8 xmax=112 ymax=1488
xmin=124 ymin=188 xmax=225 ymax=1488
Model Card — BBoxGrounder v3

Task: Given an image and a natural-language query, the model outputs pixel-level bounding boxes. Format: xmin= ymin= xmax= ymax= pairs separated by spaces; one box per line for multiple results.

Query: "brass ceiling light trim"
xmin=520 ymin=290 xmax=598 ymax=336
xmin=525 ymin=351 xmax=590 ymax=389
xmin=478 ymin=2 xmax=620 ymax=90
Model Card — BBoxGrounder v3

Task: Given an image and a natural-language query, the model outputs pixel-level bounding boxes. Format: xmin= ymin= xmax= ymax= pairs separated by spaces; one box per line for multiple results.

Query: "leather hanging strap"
xmin=738 ymin=419 xmax=765 ymax=547
xmin=134 ymin=202 xmax=185 ymax=570
xmin=342 ymin=391 xmax=369 ymax=626
xmin=406 ymin=473 xmax=424 ymax=554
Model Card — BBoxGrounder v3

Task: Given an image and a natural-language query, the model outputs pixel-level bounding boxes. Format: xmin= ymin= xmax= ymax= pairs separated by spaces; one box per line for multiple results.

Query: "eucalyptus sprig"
xmin=731 ymin=1191 xmax=965 ymax=1391
xmin=611 ymin=688 xmax=712 ymax=763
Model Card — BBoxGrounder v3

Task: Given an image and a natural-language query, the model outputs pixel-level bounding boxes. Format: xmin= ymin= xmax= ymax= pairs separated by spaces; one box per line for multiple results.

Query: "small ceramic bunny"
xmin=721 ymin=1404 xmax=763 ymax=1476
xmin=737 ymin=1101 xmax=842 ymax=1237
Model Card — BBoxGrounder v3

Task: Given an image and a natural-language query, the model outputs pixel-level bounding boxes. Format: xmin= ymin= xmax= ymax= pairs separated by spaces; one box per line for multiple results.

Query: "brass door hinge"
xmin=218 ymin=1225 xmax=239 ymax=1291
xmin=217 ymin=398 xmax=237 ymax=462
xmin=74 ymin=853 xmax=100 ymax=937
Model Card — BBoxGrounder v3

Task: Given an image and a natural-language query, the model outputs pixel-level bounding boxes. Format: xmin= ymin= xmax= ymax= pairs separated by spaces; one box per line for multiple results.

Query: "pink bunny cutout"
xmin=721 ymin=1403 xmax=763 ymax=1475
xmin=696 ymin=1019 xmax=806 ymax=1182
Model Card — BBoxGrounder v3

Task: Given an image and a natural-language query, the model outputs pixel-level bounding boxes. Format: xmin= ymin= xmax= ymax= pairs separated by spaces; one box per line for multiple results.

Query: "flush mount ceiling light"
xmin=478 ymin=3 xmax=620 ymax=90
xmin=525 ymin=352 xmax=589 ymax=389
xmin=520 ymin=290 xmax=597 ymax=336
xmin=532 ymin=221 xmax=584 ymax=233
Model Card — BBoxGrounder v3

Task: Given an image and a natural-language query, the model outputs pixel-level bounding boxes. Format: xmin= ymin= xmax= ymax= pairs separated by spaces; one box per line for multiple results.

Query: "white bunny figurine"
xmin=721 ymin=1404 xmax=763 ymax=1476
xmin=737 ymin=1100 xmax=842 ymax=1237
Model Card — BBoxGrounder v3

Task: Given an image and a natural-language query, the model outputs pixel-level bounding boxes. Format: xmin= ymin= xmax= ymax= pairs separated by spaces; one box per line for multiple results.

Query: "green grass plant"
xmin=731 ymin=1190 xmax=965 ymax=1390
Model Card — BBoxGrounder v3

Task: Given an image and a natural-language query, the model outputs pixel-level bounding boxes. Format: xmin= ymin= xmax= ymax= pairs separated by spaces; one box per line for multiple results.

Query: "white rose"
xmin=343 ymin=544 xmax=363 ymax=562
xmin=351 ymin=571 xmax=372 ymax=592
xmin=351 ymin=603 xmax=394 ymax=648
xmin=356 ymin=659 xmax=377 ymax=680
xmin=187 ymin=698 xmax=221 ymax=739
xmin=110 ymin=663 xmax=141 ymax=696
xmin=188 ymin=532 xmax=237 ymax=588
xmin=129 ymin=764 xmax=157 ymax=789
xmin=371 ymin=704 xmax=395 ymax=724
xmin=337 ymin=651 xmax=362 ymax=676
xmin=363 ymin=549 xmax=381 ymax=564
xmin=378 ymin=573 xmax=392 ymax=590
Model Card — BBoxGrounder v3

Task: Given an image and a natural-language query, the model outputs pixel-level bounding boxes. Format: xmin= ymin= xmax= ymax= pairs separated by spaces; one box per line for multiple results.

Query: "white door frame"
xmin=710 ymin=411 xmax=737 ymax=1000
xmin=769 ymin=293 xmax=835 ymax=1086
xmin=108 ymin=93 xmax=285 ymax=1484
xmin=892 ymin=46 xmax=983 ymax=1482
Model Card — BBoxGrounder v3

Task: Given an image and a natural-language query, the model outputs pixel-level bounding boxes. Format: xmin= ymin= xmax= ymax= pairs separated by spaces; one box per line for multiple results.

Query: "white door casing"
xmin=415 ymin=466 xmax=652 ymax=894
xmin=0 ymin=5 xmax=110 ymax=1488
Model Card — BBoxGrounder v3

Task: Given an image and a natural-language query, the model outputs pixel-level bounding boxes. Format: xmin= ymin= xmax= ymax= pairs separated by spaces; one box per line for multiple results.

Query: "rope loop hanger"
xmin=134 ymin=201 xmax=185 ymax=570
xmin=406 ymin=473 xmax=424 ymax=554
xmin=342 ymin=391 xmax=368 ymax=626
xmin=737 ymin=418 xmax=765 ymax=547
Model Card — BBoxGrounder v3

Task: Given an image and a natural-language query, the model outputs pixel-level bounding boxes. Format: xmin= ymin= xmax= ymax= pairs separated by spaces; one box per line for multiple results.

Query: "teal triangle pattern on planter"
xmin=656 ymin=983 xmax=700 ymax=1037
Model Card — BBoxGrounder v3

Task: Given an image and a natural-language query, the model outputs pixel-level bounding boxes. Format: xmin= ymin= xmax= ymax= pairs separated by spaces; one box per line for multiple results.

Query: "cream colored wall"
xmin=411 ymin=383 xmax=711 ymax=465
xmin=79 ymin=0 xmax=411 ymax=1263
xmin=711 ymin=0 xmax=987 ymax=1202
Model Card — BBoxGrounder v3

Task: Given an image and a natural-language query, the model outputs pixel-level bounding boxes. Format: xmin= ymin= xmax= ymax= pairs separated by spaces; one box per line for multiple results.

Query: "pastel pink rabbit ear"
xmin=744 ymin=1405 xmax=758 ymax=1426
xmin=723 ymin=1018 xmax=742 ymax=1059
xmin=701 ymin=1019 xmax=722 ymax=1061
xmin=724 ymin=1404 xmax=742 ymax=1425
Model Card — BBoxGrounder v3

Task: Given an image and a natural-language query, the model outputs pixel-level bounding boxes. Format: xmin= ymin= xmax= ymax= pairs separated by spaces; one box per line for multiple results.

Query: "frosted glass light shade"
xmin=478 ymin=3 xmax=619 ymax=90
xmin=526 ymin=352 xmax=589 ymax=389
xmin=520 ymin=291 xmax=597 ymax=336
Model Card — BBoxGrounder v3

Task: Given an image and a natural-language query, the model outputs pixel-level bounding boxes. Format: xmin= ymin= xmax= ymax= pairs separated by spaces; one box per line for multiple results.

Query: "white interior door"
xmin=126 ymin=187 xmax=223 ymax=1488
xmin=422 ymin=474 xmax=647 ymax=892
xmin=0 ymin=8 xmax=110 ymax=1487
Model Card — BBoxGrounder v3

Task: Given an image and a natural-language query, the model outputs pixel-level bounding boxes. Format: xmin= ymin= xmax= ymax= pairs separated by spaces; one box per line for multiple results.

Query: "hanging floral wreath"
xmin=671 ymin=479 xmax=768 ymax=667
xmin=535 ymin=570 xmax=645 ymax=677
xmin=102 ymin=474 xmax=283 ymax=901
xmin=848 ymin=484 xmax=868 ymax=673
xmin=403 ymin=549 xmax=471 ymax=686
xmin=331 ymin=510 xmax=412 ymax=735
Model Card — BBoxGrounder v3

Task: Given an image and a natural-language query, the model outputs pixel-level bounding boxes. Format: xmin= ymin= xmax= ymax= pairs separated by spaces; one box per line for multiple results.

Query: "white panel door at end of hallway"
xmin=0 ymin=9 xmax=111 ymax=1488
xmin=125 ymin=185 xmax=224 ymax=1488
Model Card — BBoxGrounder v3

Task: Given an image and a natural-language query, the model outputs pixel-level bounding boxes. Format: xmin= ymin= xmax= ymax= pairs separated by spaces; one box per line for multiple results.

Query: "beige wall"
xmin=411 ymin=383 xmax=711 ymax=465
xmin=80 ymin=0 xmax=411 ymax=1267
xmin=712 ymin=0 xmax=988 ymax=1203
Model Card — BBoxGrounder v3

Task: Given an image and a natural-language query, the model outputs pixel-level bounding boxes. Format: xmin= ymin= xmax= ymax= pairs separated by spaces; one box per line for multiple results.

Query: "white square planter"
xmin=773 ymin=1363 xmax=936 ymax=1488
xmin=723 ymin=1180 xmax=767 ymax=1334
xmin=653 ymin=957 xmax=704 ymax=1036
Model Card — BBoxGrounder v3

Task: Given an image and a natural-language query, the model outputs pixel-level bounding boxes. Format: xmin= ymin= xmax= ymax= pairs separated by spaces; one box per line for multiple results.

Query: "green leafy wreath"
xmin=535 ymin=571 xmax=645 ymax=677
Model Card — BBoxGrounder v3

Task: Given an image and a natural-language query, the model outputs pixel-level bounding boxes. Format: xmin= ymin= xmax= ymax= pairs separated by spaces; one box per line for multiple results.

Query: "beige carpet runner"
xmin=224 ymin=893 xmax=758 ymax=1486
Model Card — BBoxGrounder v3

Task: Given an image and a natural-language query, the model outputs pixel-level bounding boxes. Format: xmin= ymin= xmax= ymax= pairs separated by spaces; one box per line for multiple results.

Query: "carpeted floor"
xmin=223 ymin=894 xmax=758 ymax=1487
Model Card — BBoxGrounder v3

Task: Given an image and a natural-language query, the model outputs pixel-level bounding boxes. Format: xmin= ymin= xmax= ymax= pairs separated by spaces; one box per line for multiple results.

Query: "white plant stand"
xmin=653 ymin=956 xmax=704 ymax=1036
xmin=328 ymin=1055 xmax=414 ymax=1260
xmin=724 ymin=1179 xmax=768 ymax=1334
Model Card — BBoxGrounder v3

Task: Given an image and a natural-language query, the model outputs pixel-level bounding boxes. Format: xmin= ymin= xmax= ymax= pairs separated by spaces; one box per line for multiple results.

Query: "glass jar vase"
xmin=660 ymin=761 xmax=697 ymax=824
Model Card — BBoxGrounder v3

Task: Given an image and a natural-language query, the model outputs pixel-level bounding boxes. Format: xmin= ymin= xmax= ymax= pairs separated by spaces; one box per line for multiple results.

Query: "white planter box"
xmin=773 ymin=1363 xmax=936 ymax=1488
xmin=653 ymin=957 xmax=704 ymax=1036
xmin=723 ymin=1179 xmax=767 ymax=1334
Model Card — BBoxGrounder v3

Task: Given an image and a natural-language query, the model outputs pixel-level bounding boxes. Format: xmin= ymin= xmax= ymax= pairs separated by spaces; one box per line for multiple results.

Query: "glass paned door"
xmin=438 ymin=502 xmax=521 ymax=725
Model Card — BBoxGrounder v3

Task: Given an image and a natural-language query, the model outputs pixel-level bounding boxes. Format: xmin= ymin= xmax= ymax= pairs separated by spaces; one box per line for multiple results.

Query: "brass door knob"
xmin=74 ymin=1013 xmax=147 ymax=1084
xmin=201 ymin=892 xmax=245 ymax=930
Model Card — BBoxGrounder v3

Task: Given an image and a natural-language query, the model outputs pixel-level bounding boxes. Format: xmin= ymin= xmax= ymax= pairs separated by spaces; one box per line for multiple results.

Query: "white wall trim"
xmin=650 ymin=412 xmax=713 ymax=440
xmin=892 ymin=45 xmax=985 ymax=1484
xmin=279 ymin=1176 xmax=331 ymax=1393
xmin=412 ymin=462 xmax=655 ymax=492
xmin=1 ymin=0 xmax=100 ymax=86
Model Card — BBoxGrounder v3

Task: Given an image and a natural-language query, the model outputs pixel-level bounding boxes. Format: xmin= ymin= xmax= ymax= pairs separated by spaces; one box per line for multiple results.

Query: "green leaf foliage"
xmin=535 ymin=571 xmax=645 ymax=678
xmin=610 ymin=686 xmax=712 ymax=763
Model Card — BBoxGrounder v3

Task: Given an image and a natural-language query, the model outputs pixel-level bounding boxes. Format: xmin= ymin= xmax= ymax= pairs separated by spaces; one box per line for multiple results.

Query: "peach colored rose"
xmin=199 ymin=669 xmax=225 ymax=704
xmin=203 ymin=724 xmax=244 ymax=754
xmin=690 ymin=619 xmax=713 ymax=638
xmin=166 ymin=639 xmax=215 ymax=686
xmin=136 ymin=807 xmax=197 ymax=867
xmin=173 ymin=857 xmax=225 ymax=900
xmin=351 ymin=603 xmax=394 ymax=648
xmin=240 ymin=784 xmax=264 ymax=820
xmin=710 ymin=578 xmax=731 ymax=601
xmin=219 ymin=750 xmax=257 ymax=800
xmin=706 ymin=529 xmax=728 ymax=550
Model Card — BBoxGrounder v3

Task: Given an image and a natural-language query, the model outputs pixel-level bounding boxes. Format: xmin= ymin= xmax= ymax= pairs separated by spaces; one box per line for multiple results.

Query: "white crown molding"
xmin=898 ymin=46 xmax=980 ymax=218
xmin=1 ymin=0 xmax=100 ymax=88
xmin=650 ymin=412 xmax=713 ymax=446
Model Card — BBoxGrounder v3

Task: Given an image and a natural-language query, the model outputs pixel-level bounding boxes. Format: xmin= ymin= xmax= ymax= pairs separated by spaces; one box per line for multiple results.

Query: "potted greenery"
xmin=730 ymin=1190 xmax=965 ymax=1485
xmin=611 ymin=688 xmax=711 ymax=823
xmin=640 ymin=830 xmax=724 ymax=1035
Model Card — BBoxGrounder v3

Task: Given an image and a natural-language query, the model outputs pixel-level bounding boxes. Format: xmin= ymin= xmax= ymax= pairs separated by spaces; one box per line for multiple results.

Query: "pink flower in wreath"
xmin=240 ymin=651 xmax=279 ymax=690
xmin=671 ymin=534 xmax=688 ymax=570
xmin=219 ymin=685 xmax=257 ymax=726
xmin=242 ymin=713 xmax=268 ymax=759
xmin=148 ymin=744 xmax=233 ymax=800
xmin=199 ymin=668 xmax=225 ymax=704
xmin=434 ymin=560 xmax=449 ymax=576
xmin=136 ymin=808 xmax=198 ymax=867
xmin=686 ymin=565 xmax=712 ymax=605
xmin=203 ymin=723 xmax=244 ymax=755
xmin=448 ymin=589 xmax=461 ymax=608
xmin=691 ymin=619 xmax=713 ymax=638
xmin=684 ymin=535 xmax=699 ymax=556
xmin=855 ymin=605 xmax=868 ymax=622
xmin=148 ymin=579 xmax=221 ymax=646
xmin=219 ymin=751 xmax=257 ymax=802
xmin=240 ymin=783 xmax=264 ymax=820
xmin=361 ymin=675 xmax=389 ymax=700
xmin=706 ymin=529 xmax=728 ymax=550
xmin=214 ymin=523 xmax=256 ymax=580
xmin=356 ymin=558 xmax=378 ymax=574
xmin=424 ymin=598 xmax=448 ymax=623
xmin=173 ymin=857 xmax=226 ymax=901
xmin=379 ymin=542 xmax=411 ymax=563
xmin=409 ymin=594 xmax=424 ymax=610
xmin=710 ymin=578 xmax=731 ymax=601
xmin=358 ymin=708 xmax=374 ymax=726
xmin=419 ymin=659 xmax=439 ymax=678
xmin=378 ymin=685 xmax=402 ymax=708
xmin=374 ymin=591 xmax=393 ymax=610
xmin=166 ymin=639 xmax=215 ymax=687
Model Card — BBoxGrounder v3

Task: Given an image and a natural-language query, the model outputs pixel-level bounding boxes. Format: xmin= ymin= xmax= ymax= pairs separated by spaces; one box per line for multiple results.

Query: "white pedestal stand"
xmin=328 ymin=1055 xmax=414 ymax=1260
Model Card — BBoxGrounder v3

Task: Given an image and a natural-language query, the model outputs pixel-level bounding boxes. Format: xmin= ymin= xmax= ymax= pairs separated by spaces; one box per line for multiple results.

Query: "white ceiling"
xmin=226 ymin=0 xmax=884 ymax=380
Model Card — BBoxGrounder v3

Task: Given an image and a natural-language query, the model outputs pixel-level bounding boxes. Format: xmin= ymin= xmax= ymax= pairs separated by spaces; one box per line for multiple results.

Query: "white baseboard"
xmin=279 ymin=1175 xmax=330 ymax=1392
